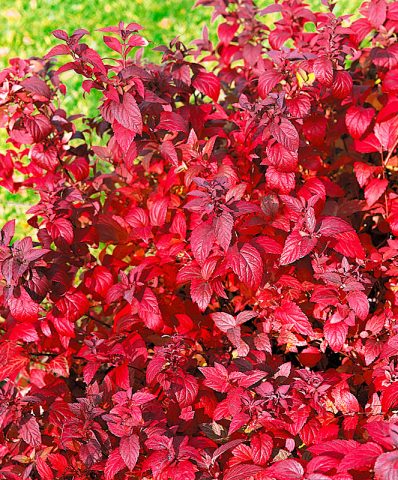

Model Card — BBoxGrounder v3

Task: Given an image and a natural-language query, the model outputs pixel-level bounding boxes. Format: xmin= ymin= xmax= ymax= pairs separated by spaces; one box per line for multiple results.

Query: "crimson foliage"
xmin=1 ymin=0 xmax=398 ymax=478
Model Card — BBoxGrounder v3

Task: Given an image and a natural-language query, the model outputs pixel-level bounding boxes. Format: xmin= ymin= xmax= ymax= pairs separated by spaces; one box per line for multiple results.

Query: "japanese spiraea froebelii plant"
xmin=1 ymin=0 xmax=398 ymax=478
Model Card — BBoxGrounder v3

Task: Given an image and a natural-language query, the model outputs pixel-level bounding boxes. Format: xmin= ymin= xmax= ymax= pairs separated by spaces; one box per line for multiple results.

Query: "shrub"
xmin=1 ymin=0 xmax=398 ymax=478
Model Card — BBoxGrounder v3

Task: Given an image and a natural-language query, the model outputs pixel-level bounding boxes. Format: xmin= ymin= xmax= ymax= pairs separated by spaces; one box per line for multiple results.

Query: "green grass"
xmin=0 ymin=0 xmax=361 ymax=239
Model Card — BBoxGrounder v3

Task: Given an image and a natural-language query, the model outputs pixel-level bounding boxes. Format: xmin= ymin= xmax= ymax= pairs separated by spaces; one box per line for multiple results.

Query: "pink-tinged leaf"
xmin=149 ymin=197 xmax=168 ymax=227
xmin=212 ymin=439 xmax=244 ymax=462
xmin=228 ymin=243 xmax=263 ymax=289
xmin=332 ymin=385 xmax=360 ymax=414
xmin=173 ymin=373 xmax=198 ymax=407
xmin=120 ymin=434 xmax=140 ymax=471
xmin=79 ymin=439 xmax=102 ymax=467
xmin=214 ymin=211 xmax=234 ymax=251
xmin=103 ymin=35 xmax=123 ymax=53
xmin=265 ymin=142 xmax=297 ymax=172
xmin=353 ymin=162 xmax=376 ymax=188
xmin=364 ymin=338 xmax=383 ymax=366
xmin=223 ymin=464 xmax=264 ymax=480
xmin=364 ymin=178 xmax=388 ymax=207
xmin=8 ymin=288 xmax=39 ymax=322
xmin=127 ymin=35 xmax=148 ymax=47
xmin=324 ymin=320 xmax=348 ymax=352
xmin=36 ymin=457 xmax=54 ymax=480
xmin=1 ymin=219 xmax=15 ymax=245
xmin=211 ymin=312 xmax=236 ymax=332
xmin=347 ymin=291 xmax=369 ymax=320
xmin=280 ymin=231 xmax=318 ymax=265
xmin=199 ymin=362 xmax=230 ymax=393
xmin=190 ymin=222 xmax=216 ymax=264
xmin=190 ymin=279 xmax=213 ymax=311
xmin=374 ymin=451 xmax=398 ymax=480
xmin=270 ymin=118 xmax=299 ymax=152
xmin=44 ymin=44 xmax=70 ymax=58
xmin=193 ymin=71 xmax=220 ymax=102
xmin=275 ymin=301 xmax=314 ymax=336
xmin=20 ymin=415 xmax=41 ymax=447
xmin=157 ymin=111 xmax=188 ymax=132
xmin=308 ymin=440 xmax=359 ymax=456
xmin=345 ymin=106 xmax=374 ymax=139
xmin=80 ymin=47 xmax=106 ymax=74
xmin=105 ymin=449 xmax=125 ymax=480
xmin=366 ymin=314 xmax=385 ymax=335
xmin=254 ymin=332 xmax=272 ymax=353
xmin=374 ymin=114 xmax=398 ymax=150
xmin=332 ymin=71 xmax=353 ymax=99
xmin=267 ymin=458 xmax=304 ymax=479
xmin=318 ymin=217 xmax=354 ymax=236
xmin=266 ymin=167 xmax=296 ymax=193
xmin=313 ymin=56 xmax=334 ymax=86
xmin=251 ymin=433 xmax=273 ymax=466
xmin=251 ymin=235 xmax=283 ymax=255
xmin=21 ymin=76 xmax=52 ymax=99
xmin=338 ymin=442 xmax=383 ymax=472
xmin=311 ymin=286 xmax=339 ymax=306
xmin=286 ymin=94 xmax=311 ymax=117
xmin=367 ymin=0 xmax=387 ymax=28
xmin=258 ymin=70 xmax=284 ymax=98
xmin=116 ymin=93 xmax=142 ymax=134
xmin=52 ymin=29 xmax=68 ymax=40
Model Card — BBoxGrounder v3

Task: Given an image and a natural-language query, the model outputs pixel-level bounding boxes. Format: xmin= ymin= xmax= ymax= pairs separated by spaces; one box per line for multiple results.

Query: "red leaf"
xmin=332 ymin=71 xmax=353 ymax=99
xmin=331 ymin=230 xmax=365 ymax=259
xmin=367 ymin=0 xmax=387 ymax=28
xmin=224 ymin=464 xmax=264 ymax=480
xmin=266 ymin=167 xmax=296 ymax=193
xmin=120 ymin=434 xmax=140 ymax=471
xmin=200 ymin=362 xmax=230 ymax=393
xmin=270 ymin=118 xmax=299 ymax=152
xmin=20 ymin=415 xmax=41 ymax=447
xmin=258 ymin=70 xmax=284 ymax=98
xmin=313 ymin=56 xmax=334 ymax=86
xmin=374 ymin=450 xmax=398 ymax=480
xmin=228 ymin=243 xmax=263 ymax=289
xmin=190 ymin=222 xmax=216 ymax=264
xmin=347 ymin=291 xmax=369 ymax=320
xmin=105 ymin=449 xmax=125 ymax=480
xmin=8 ymin=288 xmax=39 ymax=322
xmin=324 ymin=320 xmax=348 ymax=352
xmin=280 ymin=230 xmax=318 ymax=265
xmin=103 ymin=35 xmax=123 ymax=53
xmin=193 ymin=71 xmax=220 ymax=102
xmin=338 ymin=442 xmax=383 ymax=472
xmin=267 ymin=458 xmax=304 ymax=479
xmin=0 ymin=341 xmax=29 ymax=381
xmin=211 ymin=312 xmax=236 ymax=332
xmin=213 ymin=211 xmax=234 ymax=251
xmin=345 ymin=106 xmax=374 ymax=139
xmin=173 ymin=374 xmax=199 ymax=407
xmin=364 ymin=178 xmax=388 ymax=207
xmin=318 ymin=217 xmax=354 ymax=236
xmin=381 ymin=383 xmax=398 ymax=412
xmin=251 ymin=433 xmax=273 ymax=466
xmin=275 ymin=301 xmax=314 ymax=336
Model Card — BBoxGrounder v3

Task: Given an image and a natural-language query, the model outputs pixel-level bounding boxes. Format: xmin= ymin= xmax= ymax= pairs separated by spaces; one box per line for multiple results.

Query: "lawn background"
xmin=0 ymin=0 xmax=362 ymax=238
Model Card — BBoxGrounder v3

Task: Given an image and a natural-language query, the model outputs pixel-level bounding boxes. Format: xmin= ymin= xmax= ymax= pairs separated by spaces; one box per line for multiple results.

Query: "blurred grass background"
xmin=0 ymin=0 xmax=361 ymax=238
